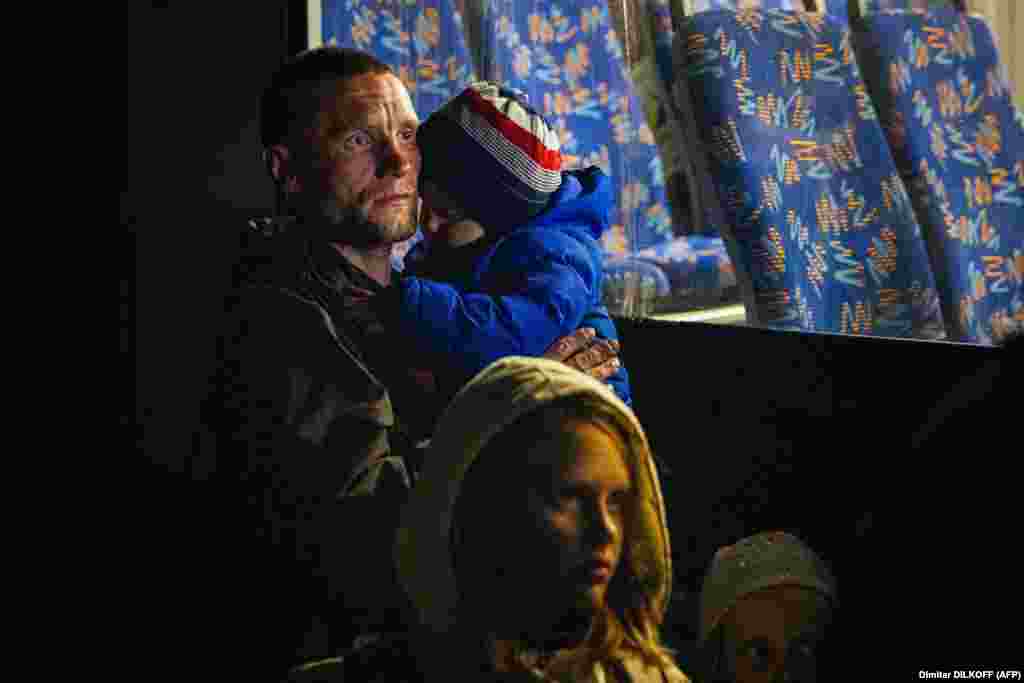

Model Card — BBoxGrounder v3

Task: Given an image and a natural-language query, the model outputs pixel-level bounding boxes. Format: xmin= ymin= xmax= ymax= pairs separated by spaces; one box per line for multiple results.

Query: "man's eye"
xmin=346 ymin=131 xmax=372 ymax=148
xmin=401 ymin=128 xmax=417 ymax=142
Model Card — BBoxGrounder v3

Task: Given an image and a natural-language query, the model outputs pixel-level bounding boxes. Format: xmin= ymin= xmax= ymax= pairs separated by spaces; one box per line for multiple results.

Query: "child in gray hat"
xmin=697 ymin=531 xmax=837 ymax=683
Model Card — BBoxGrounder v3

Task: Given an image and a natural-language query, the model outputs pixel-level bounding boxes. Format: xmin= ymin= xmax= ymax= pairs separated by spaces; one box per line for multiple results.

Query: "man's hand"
xmin=542 ymin=328 xmax=621 ymax=381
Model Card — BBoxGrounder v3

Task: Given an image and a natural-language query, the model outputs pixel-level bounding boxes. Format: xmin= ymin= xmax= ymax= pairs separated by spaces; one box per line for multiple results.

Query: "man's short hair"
xmin=260 ymin=46 xmax=395 ymax=148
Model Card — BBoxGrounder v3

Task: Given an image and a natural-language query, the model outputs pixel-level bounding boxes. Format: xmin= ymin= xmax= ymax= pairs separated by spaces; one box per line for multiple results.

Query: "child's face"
xmin=419 ymin=180 xmax=485 ymax=248
xmin=461 ymin=418 xmax=631 ymax=625
xmin=721 ymin=585 xmax=831 ymax=683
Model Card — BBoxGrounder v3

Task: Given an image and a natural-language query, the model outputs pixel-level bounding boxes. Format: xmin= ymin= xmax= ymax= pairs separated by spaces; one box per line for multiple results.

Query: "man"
xmin=384 ymin=81 xmax=632 ymax=409
xmin=206 ymin=47 xmax=621 ymax=678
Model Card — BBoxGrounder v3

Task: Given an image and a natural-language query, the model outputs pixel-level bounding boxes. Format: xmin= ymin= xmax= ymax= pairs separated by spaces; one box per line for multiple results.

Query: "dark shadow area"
xmin=615 ymin=316 xmax=1016 ymax=674
xmin=132 ymin=5 xmax=289 ymax=677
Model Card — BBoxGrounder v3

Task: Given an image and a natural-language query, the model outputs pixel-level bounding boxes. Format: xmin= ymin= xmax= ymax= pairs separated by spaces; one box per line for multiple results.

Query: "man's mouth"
xmin=375 ymin=193 xmax=413 ymax=205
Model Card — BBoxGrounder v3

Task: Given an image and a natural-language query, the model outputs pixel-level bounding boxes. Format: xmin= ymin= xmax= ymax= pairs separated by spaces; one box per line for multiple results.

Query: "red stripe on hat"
xmin=462 ymin=88 xmax=562 ymax=172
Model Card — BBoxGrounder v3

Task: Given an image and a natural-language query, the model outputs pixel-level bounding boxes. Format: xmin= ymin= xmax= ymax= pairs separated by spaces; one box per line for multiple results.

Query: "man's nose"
xmin=377 ymin=136 xmax=416 ymax=177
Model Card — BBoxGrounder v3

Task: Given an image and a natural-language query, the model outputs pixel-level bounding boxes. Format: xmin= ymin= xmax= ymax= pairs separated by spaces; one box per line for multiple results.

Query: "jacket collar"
xmin=307 ymin=239 xmax=400 ymax=295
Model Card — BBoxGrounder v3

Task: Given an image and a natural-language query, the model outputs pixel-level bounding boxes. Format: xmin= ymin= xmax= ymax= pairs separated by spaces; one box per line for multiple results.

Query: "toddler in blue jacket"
xmin=376 ymin=81 xmax=631 ymax=406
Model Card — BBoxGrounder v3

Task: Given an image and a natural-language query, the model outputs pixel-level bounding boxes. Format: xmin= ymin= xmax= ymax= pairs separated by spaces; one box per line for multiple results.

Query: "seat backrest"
xmin=843 ymin=0 xmax=963 ymax=15
xmin=814 ymin=1 xmax=964 ymax=27
xmin=629 ymin=0 xmax=727 ymax=239
xmin=850 ymin=6 xmax=1024 ymax=343
xmin=478 ymin=0 xmax=675 ymax=255
xmin=322 ymin=0 xmax=476 ymax=116
xmin=685 ymin=0 xmax=806 ymax=11
xmin=321 ymin=0 xmax=477 ymax=269
xmin=678 ymin=7 xmax=947 ymax=336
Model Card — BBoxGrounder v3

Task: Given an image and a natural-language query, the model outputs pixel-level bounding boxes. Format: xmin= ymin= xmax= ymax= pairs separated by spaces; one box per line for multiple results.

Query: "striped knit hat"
xmin=417 ymin=81 xmax=563 ymax=233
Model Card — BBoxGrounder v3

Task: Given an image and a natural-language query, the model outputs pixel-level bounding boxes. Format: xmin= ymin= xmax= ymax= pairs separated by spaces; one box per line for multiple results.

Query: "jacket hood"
xmin=524 ymin=166 xmax=613 ymax=243
xmin=394 ymin=356 xmax=671 ymax=635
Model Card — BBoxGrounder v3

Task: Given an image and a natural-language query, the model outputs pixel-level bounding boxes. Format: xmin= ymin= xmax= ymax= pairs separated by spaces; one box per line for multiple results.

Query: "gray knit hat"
xmin=698 ymin=531 xmax=837 ymax=645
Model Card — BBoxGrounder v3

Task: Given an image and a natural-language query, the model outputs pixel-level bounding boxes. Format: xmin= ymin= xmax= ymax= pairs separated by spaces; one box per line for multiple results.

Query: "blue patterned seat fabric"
xmin=477 ymin=1 xmax=744 ymax=311
xmin=820 ymin=1 xmax=960 ymax=24
xmin=649 ymin=0 xmax=677 ymax=93
xmin=601 ymin=0 xmax=738 ymax=306
xmin=680 ymin=8 xmax=946 ymax=336
xmin=846 ymin=0 xmax=955 ymax=14
xmin=320 ymin=1 xmax=736 ymax=311
xmin=634 ymin=234 xmax=738 ymax=294
xmin=689 ymin=0 xmax=803 ymax=9
xmin=645 ymin=0 xmax=729 ymax=242
xmin=322 ymin=0 xmax=476 ymax=271
xmin=851 ymin=8 xmax=1024 ymax=344
xmin=480 ymin=1 xmax=675 ymax=254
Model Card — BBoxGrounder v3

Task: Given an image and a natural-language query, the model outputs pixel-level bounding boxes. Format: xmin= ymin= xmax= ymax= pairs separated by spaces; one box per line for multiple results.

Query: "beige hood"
xmin=395 ymin=356 xmax=672 ymax=635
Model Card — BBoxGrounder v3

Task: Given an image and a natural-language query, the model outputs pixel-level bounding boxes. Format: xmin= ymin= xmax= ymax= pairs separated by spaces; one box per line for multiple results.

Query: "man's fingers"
xmin=575 ymin=338 xmax=616 ymax=370
xmin=543 ymin=330 xmax=623 ymax=383
xmin=566 ymin=339 xmax=621 ymax=380
xmin=542 ymin=327 xmax=596 ymax=361
xmin=587 ymin=357 xmax=620 ymax=381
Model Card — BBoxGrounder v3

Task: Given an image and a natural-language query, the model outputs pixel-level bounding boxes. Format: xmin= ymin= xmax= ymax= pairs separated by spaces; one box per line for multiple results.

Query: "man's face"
xmin=722 ymin=585 xmax=832 ymax=683
xmin=285 ymin=72 xmax=420 ymax=246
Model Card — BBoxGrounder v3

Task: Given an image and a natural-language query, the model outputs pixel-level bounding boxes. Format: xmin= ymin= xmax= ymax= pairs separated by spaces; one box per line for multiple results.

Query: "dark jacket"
xmin=391 ymin=167 xmax=632 ymax=406
xmin=205 ymin=225 xmax=426 ymax=676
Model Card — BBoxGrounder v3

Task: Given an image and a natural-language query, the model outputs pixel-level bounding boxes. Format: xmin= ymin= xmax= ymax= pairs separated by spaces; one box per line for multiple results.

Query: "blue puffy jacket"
xmin=390 ymin=166 xmax=631 ymax=406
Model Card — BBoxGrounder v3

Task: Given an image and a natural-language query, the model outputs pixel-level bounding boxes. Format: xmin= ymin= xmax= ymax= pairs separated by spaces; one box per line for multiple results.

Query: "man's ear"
xmin=265 ymin=145 xmax=300 ymax=194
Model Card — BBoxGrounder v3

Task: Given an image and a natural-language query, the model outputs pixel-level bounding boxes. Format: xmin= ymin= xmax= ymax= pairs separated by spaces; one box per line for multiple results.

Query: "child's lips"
xmin=376 ymin=193 xmax=414 ymax=205
xmin=577 ymin=558 xmax=614 ymax=584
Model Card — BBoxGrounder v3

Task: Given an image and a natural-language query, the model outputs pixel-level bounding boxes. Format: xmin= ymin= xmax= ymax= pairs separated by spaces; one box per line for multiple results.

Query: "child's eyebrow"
xmin=558 ymin=482 xmax=633 ymax=496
